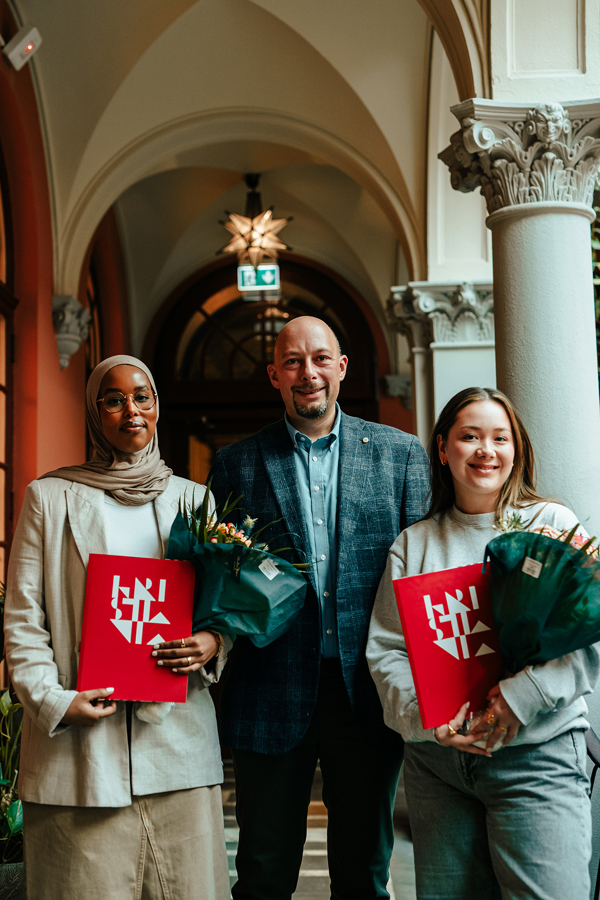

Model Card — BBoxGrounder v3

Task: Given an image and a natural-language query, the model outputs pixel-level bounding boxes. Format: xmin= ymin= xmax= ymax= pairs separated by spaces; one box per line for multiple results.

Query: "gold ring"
xmin=187 ymin=657 xmax=192 ymax=667
xmin=498 ymin=725 xmax=508 ymax=732
xmin=180 ymin=638 xmax=186 ymax=648
xmin=447 ymin=724 xmax=457 ymax=737
xmin=486 ymin=713 xmax=496 ymax=725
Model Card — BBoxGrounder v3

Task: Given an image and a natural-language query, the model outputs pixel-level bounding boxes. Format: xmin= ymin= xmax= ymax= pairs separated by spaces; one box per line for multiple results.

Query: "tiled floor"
xmin=222 ymin=761 xmax=416 ymax=899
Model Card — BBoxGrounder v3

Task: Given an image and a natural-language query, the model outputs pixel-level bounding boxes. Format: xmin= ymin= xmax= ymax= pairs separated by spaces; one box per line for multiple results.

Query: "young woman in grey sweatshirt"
xmin=367 ymin=386 xmax=598 ymax=900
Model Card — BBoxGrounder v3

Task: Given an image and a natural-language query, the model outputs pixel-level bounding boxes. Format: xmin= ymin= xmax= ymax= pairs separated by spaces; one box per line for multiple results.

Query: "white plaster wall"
xmin=432 ymin=344 xmax=496 ymax=417
xmin=427 ymin=34 xmax=492 ymax=283
xmin=490 ymin=0 xmax=600 ymax=101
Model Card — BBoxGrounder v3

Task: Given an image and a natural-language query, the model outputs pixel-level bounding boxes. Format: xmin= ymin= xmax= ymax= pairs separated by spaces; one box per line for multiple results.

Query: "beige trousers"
xmin=23 ymin=786 xmax=230 ymax=900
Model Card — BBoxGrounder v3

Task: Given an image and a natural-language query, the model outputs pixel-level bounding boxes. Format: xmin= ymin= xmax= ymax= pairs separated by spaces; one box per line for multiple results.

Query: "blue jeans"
xmin=403 ymin=730 xmax=591 ymax=900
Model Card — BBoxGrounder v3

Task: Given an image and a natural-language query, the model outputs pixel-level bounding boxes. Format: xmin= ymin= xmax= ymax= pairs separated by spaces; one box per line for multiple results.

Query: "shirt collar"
xmin=285 ymin=403 xmax=341 ymax=449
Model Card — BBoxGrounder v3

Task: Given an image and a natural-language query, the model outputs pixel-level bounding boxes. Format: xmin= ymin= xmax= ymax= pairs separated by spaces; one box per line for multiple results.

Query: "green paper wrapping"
xmin=485 ymin=531 xmax=600 ymax=672
xmin=166 ymin=512 xmax=307 ymax=647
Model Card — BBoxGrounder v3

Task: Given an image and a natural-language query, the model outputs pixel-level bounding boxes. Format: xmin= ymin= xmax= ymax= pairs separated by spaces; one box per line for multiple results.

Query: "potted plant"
xmin=0 ymin=583 xmax=23 ymax=900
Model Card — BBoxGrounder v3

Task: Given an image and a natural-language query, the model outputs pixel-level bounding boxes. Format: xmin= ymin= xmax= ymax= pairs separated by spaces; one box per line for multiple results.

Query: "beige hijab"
xmin=42 ymin=355 xmax=172 ymax=506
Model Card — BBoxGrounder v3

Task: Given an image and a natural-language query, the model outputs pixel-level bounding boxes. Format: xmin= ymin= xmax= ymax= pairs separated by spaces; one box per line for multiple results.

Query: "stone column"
xmin=440 ymin=100 xmax=600 ymax=534
xmin=388 ymin=282 xmax=495 ymax=447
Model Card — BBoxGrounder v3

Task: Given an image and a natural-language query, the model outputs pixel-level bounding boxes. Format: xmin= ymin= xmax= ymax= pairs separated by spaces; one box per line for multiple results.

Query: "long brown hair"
xmin=425 ymin=387 xmax=550 ymax=520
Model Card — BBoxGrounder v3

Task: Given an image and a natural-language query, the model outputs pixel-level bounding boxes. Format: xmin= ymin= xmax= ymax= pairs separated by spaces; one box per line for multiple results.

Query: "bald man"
xmin=208 ymin=316 xmax=429 ymax=900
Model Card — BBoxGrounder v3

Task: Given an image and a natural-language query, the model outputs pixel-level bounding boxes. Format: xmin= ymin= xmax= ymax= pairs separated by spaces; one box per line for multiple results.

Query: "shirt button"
xmin=320 ymin=554 xmax=326 ymax=561
xmin=362 ymin=437 xmax=369 ymax=443
xmin=317 ymin=519 xmax=323 ymax=525
xmin=326 ymin=629 xmax=333 ymax=635
xmin=324 ymin=591 xmax=329 ymax=597
xmin=314 ymin=485 xmax=320 ymax=491
xmin=312 ymin=456 xmax=318 ymax=462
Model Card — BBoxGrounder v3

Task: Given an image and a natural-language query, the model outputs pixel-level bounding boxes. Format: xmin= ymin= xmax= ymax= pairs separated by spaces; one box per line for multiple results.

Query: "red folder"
xmin=393 ymin=563 xmax=503 ymax=729
xmin=77 ymin=554 xmax=196 ymax=702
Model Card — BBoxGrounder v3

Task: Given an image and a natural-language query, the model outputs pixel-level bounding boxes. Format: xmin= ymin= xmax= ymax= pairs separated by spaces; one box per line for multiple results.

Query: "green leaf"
xmin=6 ymin=801 xmax=22 ymax=835
xmin=0 ymin=691 xmax=11 ymax=717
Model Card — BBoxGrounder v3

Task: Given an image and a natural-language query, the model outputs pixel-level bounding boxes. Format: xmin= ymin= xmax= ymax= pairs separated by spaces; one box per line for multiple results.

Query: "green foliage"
xmin=591 ymin=202 xmax=600 ymax=385
xmin=180 ymin=480 xmax=310 ymax=569
xmin=0 ymin=583 xmax=23 ymax=864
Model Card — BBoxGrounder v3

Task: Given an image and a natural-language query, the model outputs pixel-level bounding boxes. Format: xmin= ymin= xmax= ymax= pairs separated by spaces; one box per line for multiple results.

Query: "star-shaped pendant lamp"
xmin=217 ymin=173 xmax=292 ymax=269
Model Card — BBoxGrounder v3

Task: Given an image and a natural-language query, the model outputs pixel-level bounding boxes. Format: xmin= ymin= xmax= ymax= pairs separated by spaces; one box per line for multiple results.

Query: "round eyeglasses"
xmin=96 ymin=389 xmax=157 ymax=414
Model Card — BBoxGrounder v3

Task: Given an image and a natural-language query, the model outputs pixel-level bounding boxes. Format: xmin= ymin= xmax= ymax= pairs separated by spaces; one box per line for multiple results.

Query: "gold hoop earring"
xmin=441 ymin=459 xmax=447 ymax=466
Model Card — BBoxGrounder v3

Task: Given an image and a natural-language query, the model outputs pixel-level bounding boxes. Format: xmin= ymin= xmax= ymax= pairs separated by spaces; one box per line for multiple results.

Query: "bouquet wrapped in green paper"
xmin=166 ymin=484 xmax=309 ymax=647
xmin=484 ymin=517 xmax=600 ymax=672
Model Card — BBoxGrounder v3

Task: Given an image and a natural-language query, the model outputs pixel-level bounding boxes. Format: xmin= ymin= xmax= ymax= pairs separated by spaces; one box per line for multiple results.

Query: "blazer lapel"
xmin=259 ymin=422 xmax=316 ymax=593
xmin=154 ymin=481 xmax=183 ymax=557
xmin=66 ymin=483 xmax=109 ymax=566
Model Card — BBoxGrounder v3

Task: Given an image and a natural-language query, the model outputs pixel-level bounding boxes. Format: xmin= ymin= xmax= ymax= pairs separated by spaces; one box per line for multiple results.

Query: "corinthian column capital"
xmin=439 ymin=98 xmax=600 ymax=214
xmin=388 ymin=281 xmax=494 ymax=348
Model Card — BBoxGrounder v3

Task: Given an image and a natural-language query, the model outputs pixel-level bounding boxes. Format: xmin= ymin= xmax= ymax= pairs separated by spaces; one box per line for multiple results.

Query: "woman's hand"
xmin=152 ymin=631 xmax=220 ymax=673
xmin=61 ymin=688 xmax=117 ymax=727
xmin=483 ymin=683 xmax=522 ymax=750
xmin=434 ymin=702 xmax=493 ymax=757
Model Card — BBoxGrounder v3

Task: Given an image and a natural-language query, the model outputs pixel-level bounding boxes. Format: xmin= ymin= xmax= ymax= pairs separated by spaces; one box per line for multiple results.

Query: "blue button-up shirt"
xmin=285 ymin=407 xmax=341 ymax=657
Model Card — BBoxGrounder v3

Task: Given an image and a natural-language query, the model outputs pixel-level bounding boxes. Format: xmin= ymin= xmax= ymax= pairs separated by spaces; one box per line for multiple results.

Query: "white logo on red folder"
xmin=423 ymin=585 xmax=495 ymax=660
xmin=110 ymin=574 xmax=170 ymax=645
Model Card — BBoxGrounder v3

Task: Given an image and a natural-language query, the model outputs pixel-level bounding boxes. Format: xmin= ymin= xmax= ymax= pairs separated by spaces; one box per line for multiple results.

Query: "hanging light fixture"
xmin=217 ymin=173 xmax=292 ymax=269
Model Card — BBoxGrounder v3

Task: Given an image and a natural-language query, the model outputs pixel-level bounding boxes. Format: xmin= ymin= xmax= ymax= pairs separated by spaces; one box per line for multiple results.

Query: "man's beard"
xmin=292 ymin=384 xmax=330 ymax=419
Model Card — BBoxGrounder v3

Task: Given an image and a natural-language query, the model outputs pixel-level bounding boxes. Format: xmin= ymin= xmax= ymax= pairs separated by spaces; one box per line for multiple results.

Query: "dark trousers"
xmin=231 ymin=659 xmax=403 ymax=900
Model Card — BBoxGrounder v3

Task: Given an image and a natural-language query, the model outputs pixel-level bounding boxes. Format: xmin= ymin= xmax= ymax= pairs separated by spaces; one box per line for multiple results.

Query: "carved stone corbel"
xmin=52 ymin=295 xmax=91 ymax=369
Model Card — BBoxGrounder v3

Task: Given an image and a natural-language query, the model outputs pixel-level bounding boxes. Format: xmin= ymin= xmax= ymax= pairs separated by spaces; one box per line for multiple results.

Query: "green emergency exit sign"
xmin=237 ymin=264 xmax=280 ymax=291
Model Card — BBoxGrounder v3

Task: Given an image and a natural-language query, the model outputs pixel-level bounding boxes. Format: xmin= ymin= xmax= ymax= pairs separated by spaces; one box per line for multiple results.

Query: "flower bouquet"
xmin=460 ymin=515 xmax=600 ymax=747
xmin=166 ymin=483 xmax=309 ymax=647
xmin=484 ymin=515 xmax=600 ymax=673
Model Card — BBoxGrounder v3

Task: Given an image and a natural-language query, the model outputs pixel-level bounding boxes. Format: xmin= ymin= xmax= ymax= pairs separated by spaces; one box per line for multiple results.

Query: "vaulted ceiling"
xmin=11 ymin=0 xmax=469 ymax=351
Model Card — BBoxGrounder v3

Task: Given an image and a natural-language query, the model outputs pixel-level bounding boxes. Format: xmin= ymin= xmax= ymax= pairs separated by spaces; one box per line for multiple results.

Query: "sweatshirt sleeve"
xmin=366 ymin=537 xmax=437 ymax=743
xmin=499 ymin=646 xmax=600 ymax=725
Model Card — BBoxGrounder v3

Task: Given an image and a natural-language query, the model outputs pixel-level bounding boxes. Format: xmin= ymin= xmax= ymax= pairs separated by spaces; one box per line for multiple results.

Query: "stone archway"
xmin=416 ymin=0 xmax=489 ymax=99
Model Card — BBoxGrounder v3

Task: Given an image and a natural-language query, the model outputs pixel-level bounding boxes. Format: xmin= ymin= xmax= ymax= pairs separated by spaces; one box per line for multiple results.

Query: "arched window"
xmin=83 ymin=260 xmax=103 ymax=377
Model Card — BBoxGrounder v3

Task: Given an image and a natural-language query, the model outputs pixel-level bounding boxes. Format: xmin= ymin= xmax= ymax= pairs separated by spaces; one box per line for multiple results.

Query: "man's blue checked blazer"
xmin=208 ymin=412 xmax=430 ymax=754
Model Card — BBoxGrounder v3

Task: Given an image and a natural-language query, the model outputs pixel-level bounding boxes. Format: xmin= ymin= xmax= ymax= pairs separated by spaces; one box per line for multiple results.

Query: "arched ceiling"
xmin=10 ymin=0 xmax=467 ymax=349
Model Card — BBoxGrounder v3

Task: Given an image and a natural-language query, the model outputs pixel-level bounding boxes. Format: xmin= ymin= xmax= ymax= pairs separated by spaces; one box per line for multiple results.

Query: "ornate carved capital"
xmin=388 ymin=282 xmax=494 ymax=348
xmin=439 ymin=98 xmax=600 ymax=214
xmin=52 ymin=295 xmax=91 ymax=369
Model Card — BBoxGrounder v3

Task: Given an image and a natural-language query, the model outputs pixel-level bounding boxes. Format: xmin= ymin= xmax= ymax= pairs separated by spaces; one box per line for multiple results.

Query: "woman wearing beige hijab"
xmin=4 ymin=356 xmax=230 ymax=900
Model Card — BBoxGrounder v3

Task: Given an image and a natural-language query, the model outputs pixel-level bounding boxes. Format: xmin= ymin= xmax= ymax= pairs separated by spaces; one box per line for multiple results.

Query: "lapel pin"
xmin=362 ymin=437 xmax=369 ymax=443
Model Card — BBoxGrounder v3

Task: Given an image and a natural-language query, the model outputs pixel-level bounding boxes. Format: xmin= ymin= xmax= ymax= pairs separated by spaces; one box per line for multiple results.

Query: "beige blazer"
xmin=4 ymin=475 xmax=227 ymax=807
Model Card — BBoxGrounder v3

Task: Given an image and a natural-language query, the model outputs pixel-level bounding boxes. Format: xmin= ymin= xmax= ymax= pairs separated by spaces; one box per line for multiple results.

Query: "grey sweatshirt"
xmin=366 ymin=502 xmax=600 ymax=748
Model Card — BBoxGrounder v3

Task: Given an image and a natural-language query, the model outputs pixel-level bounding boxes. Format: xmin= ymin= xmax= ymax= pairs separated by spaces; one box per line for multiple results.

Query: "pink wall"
xmin=0 ymin=3 xmax=86 ymax=522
